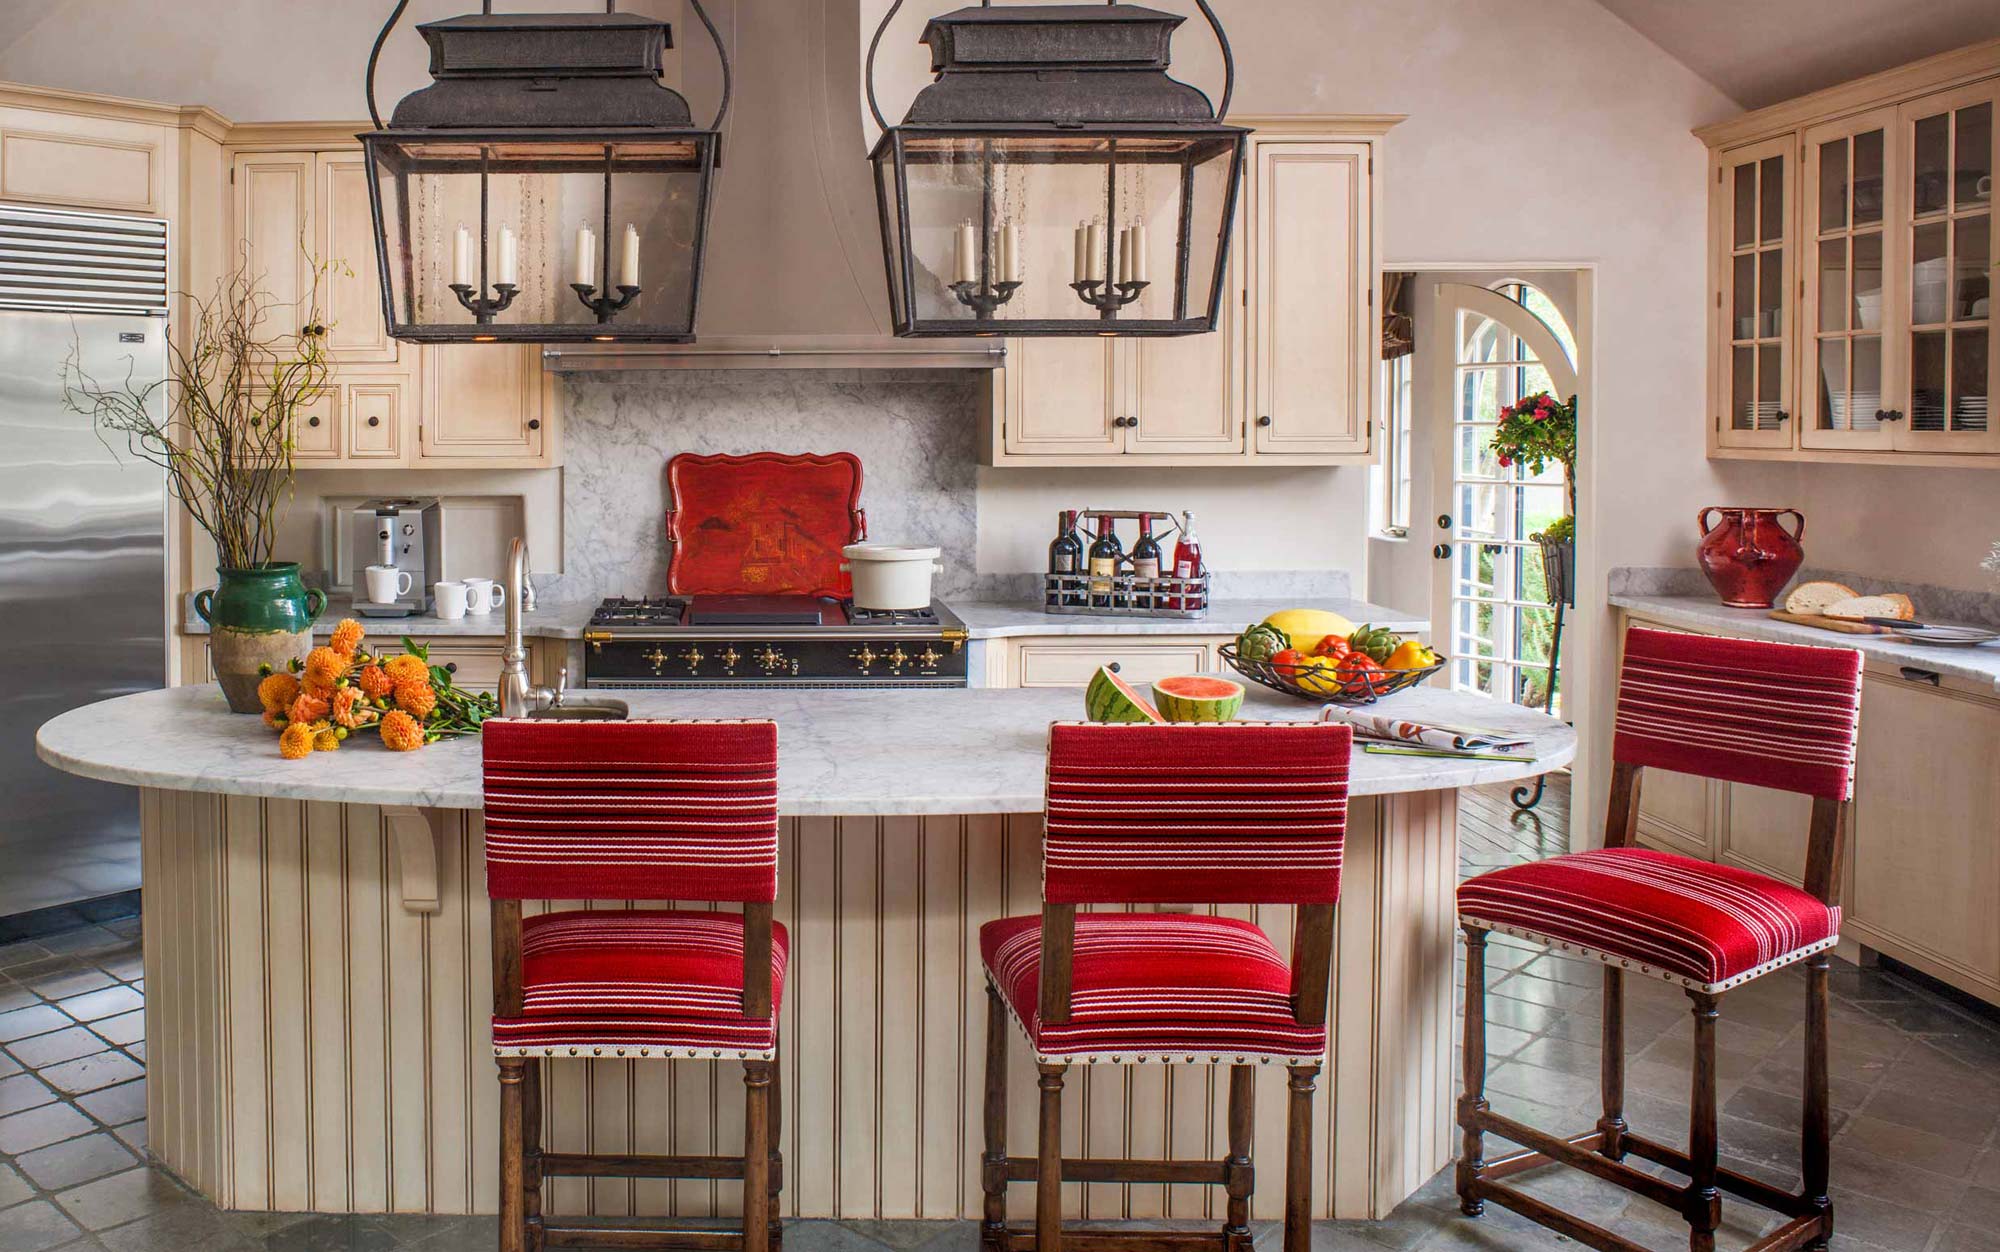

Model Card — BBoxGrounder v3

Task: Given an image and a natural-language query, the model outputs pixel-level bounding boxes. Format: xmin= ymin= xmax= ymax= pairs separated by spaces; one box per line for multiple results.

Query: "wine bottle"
xmin=1047 ymin=509 xmax=1083 ymax=607
xmin=1130 ymin=514 xmax=1163 ymax=611
xmin=1170 ymin=510 xmax=1203 ymax=610
xmin=1087 ymin=515 xmax=1122 ymax=610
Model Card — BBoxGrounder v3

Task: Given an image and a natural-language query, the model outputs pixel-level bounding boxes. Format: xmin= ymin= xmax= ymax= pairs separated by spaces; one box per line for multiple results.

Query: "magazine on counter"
xmin=1317 ymin=704 xmax=1534 ymax=754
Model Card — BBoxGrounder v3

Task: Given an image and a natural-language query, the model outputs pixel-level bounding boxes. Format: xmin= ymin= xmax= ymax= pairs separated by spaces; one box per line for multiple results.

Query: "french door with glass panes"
xmin=1894 ymin=79 xmax=1997 ymax=454
xmin=1714 ymin=136 xmax=1796 ymax=450
xmin=1429 ymin=282 xmax=1578 ymax=713
xmin=1802 ymin=109 xmax=1896 ymax=451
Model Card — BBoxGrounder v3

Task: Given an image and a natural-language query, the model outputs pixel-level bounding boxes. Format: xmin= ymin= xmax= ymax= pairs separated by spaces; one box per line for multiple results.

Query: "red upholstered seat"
xmin=1457 ymin=847 xmax=1839 ymax=993
xmin=979 ymin=912 xmax=1326 ymax=1064
xmin=492 ymin=910 xmax=788 ymax=1059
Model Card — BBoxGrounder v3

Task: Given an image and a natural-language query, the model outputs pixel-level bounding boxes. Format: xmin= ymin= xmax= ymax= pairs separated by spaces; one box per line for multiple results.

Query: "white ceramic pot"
xmin=842 ymin=543 xmax=944 ymax=610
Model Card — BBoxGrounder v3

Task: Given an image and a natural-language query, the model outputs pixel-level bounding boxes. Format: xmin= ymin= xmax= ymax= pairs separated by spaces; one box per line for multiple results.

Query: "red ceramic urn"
xmin=1695 ymin=507 xmax=1805 ymax=608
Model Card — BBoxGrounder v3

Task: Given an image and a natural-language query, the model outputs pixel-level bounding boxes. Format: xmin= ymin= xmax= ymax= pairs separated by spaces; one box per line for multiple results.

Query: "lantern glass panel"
xmin=883 ymin=132 xmax=1239 ymax=333
xmin=876 ymin=145 xmax=910 ymax=330
xmin=366 ymin=136 xmax=712 ymax=341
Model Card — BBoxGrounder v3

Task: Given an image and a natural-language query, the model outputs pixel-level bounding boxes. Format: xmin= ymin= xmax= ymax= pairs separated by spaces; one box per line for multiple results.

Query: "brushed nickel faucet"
xmin=499 ymin=536 xmax=555 ymax=718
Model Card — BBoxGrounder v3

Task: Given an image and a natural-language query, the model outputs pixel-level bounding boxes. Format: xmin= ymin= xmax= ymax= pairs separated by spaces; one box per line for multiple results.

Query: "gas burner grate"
xmin=589 ymin=596 xmax=690 ymax=628
xmin=845 ymin=604 xmax=942 ymax=627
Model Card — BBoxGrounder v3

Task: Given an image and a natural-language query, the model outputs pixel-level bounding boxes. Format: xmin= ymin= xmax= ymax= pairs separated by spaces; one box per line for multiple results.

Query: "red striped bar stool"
xmin=483 ymin=718 xmax=785 ymax=1252
xmin=980 ymin=720 xmax=1353 ymax=1252
xmin=1455 ymin=627 xmax=1864 ymax=1252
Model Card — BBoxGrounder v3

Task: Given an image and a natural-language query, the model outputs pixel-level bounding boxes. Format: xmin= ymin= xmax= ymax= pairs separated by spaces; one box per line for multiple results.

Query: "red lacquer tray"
xmin=665 ymin=451 xmax=867 ymax=598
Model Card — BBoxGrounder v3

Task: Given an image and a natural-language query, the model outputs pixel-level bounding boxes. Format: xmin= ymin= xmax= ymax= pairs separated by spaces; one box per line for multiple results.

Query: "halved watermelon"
xmin=1084 ymin=664 xmax=1164 ymax=724
xmin=1152 ymin=674 xmax=1245 ymax=722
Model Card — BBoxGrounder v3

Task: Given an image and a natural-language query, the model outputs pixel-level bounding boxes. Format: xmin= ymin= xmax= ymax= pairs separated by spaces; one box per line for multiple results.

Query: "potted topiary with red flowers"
xmin=1489 ymin=391 xmax=1577 ymax=606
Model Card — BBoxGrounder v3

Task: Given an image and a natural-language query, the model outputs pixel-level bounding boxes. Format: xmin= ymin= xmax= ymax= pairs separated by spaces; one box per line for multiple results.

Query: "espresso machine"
xmin=349 ymin=498 xmax=443 ymax=617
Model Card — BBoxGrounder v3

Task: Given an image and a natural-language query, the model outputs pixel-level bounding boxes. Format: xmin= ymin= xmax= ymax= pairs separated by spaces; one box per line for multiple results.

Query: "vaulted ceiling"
xmin=1594 ymin=0 xmax=2000 ymax=110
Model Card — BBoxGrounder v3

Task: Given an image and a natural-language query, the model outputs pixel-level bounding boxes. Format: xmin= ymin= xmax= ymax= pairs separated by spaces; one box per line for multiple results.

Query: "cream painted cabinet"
xmin=982 ymin=118 xmax=1389 ymax=467
xmin=0 ymin=100 xmax=168 ymax=215
xmin=1249 ymin=140 xmax=1371 ymax=458
xmin=1702 ymin=48 xmax=2000 ymax=466
xmin=225 ymin=136 xmax=561 ymax=468
xmin=988 ymin=636 xmax=1229 ymax=689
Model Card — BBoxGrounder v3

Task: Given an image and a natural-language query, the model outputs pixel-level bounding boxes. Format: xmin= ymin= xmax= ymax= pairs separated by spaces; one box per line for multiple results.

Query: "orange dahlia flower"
xmin=393 ymin=677 xmax=437 ymax=720
xmin=287 ymin=690 xmax=331 ymax=727
xmin=257 ymin=672 xmax=300 ymax=713
xmin=331 ymin=686 xmax=374 ymax=730
xmin=303 ymin=645 xmax=350 ymax=690
xmin=262 ymin=709 xmax=282 ymax=729
xmin=329 ymin=618 xmax=366 ymax=658
xmin=381 ymin=654 xmax=428 ymax=685
xmin=312 ymin=725 xmax=341 ymax=752
xmin=380 ymin=709 xmax=424 ymax=752
xmin=278 ymin=722 xmax=315 ymax=760
xmin=355 ymin=663 xmax=394 ymax=699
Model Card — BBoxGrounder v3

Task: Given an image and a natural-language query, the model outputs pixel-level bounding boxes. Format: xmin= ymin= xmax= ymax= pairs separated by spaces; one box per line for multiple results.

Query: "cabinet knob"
xmin=526 ymin=418 xmax=542 ymax=431
xmin=1432 ymin=543 xmax=1452 ymax=559
xmin=367 ymin=416 xmax=381 ymax=427
xmin=1256 ymin=415 xmax=1273 ymax=427
xmin=307 ymin=416 xmax=320 ymax=428
xmin=1876 ymin=409 xmax=1905 ymax=423
xmin=1775 ymin=410 xmax=1789 ymax=423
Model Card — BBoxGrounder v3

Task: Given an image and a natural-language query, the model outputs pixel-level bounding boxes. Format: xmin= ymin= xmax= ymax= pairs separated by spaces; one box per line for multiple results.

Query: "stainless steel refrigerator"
xmin=0 ymin=204 xmax=169 ymax=924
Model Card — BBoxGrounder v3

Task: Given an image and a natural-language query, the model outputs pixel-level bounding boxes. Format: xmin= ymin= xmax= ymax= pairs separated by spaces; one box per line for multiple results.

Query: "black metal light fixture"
xmin=866 ymin=1 xmax=1246 ymax=338
xmin=358 ymin=0 xmax=730 ymax=344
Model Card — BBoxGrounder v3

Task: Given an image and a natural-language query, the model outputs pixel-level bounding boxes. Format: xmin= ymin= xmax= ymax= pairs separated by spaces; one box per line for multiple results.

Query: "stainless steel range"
xmin=581 ymin=595 xmax=970 ymax=688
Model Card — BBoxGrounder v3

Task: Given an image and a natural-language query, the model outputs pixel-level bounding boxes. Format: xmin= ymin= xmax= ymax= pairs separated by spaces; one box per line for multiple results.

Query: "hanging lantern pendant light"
xmin=866 ymin=0 xmax=1245 ymax=338
xmin=359 ymin=0 xmax=731 ymax=344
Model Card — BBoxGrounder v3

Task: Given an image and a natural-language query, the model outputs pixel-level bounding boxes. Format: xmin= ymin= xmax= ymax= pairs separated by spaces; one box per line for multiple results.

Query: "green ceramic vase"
xmin=194 ymin=563 xmax=326 ymax=713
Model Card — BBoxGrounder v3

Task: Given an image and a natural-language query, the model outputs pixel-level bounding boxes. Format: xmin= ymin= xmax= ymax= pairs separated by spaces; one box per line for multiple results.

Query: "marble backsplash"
xmin=561 ymin=369 xmax=984 ymax=600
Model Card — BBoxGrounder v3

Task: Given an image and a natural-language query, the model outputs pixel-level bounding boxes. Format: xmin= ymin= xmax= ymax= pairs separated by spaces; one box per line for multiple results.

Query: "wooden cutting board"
xmin=1767 ymin=611 xmax=1899 ymax=635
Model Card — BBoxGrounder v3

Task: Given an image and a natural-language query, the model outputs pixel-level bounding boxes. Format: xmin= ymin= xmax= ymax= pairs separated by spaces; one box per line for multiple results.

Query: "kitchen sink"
xmin=522 ymin=699 xmax=629 ymax=721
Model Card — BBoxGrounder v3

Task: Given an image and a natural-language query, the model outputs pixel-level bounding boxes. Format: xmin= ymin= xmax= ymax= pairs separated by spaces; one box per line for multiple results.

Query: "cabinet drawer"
xmin=417 ymin=642 xmax=505 ymax=696
xmin=346 ymin=384 xmax=403 ymax=459
xmin=287 ymin=390 xmax=339 ymax=460
xmin=1015 ymin=641 xmax=1213 ymax=689
xmin=0 ymin=126 xmax=158 ymax=213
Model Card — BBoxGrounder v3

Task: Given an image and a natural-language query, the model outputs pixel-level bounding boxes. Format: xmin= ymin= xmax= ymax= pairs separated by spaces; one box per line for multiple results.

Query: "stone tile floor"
xmin=0 ymin=780 xmax=1996 ymax=1251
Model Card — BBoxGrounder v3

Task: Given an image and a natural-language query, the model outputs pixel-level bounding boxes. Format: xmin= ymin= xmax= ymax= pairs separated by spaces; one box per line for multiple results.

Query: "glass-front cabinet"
xmin=1703 ymin=52 xmax=2000 ymax=464
xmin=1714 ymin=136 xmax=1795 ymax=450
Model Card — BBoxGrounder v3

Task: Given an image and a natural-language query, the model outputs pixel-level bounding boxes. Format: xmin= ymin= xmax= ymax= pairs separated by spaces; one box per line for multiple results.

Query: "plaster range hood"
xmin=541 ymin=0 xmax=1001 ymax=371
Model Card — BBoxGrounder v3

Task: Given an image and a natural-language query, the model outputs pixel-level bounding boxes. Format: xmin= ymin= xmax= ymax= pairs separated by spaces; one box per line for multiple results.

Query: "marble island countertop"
xmin=39 ymin=683 xmax=1573 ymax=816
xmin=1611 ymin=592 xmax=2000 ymax=693
xmin=180 ymin=594 xmax=1424 ymax=643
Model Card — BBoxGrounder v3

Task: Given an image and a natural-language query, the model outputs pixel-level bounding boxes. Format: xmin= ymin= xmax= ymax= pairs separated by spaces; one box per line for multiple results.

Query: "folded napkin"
xmin=1318 ymin=705 xmax=1532 ymax=753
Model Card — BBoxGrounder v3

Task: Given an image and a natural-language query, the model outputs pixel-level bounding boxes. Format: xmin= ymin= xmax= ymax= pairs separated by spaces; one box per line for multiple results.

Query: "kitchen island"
xmin=38 ymin=684 xmax=1573 ymax=1224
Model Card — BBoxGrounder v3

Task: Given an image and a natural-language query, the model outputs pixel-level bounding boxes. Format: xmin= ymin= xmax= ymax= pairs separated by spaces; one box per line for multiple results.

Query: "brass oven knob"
xmin=642 ymin=647 xmax=668 ymax=674
xmin=680 ymin=646 xmax=705 ymax=672
xmin=755 ymin=645 xmax=787 ymax=673
xmin=918 ymin=646 xmax=942 ymax=669
xmin=886 ymin=646 xmax=909 ymax=671
xmin=851 ymin=644 xmax=877 ymax=670
xmin=720 ymin=646 xmax=741 ymax=670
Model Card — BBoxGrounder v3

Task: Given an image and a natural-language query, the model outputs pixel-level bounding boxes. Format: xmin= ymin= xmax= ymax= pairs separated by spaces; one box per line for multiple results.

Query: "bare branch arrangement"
xmin=62 ymin=258 xmax=336 ymax=570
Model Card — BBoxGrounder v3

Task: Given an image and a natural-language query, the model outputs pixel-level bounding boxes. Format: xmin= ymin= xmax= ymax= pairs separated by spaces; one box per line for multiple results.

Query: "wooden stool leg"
xmin=1224 ymin=1065 xmax=1255 ymax=1248
xmin=1685 ymin=992 xmax=1722 ymax=1252
xmin=1283 ymin=1064 xmax=1318 ymax=1252
xmin=743 ymin=1061 xmax=772 ymax=1252
xmin=498 ymin=1058 xmax=527 ymax=1252
xmin=1036 ymin=1064 xmax=1067 ymax=1252
xmin=982 ymin=983 xmax=1010 ymax=1249
xmin=522 ymin=1056 xmax=544 ymax=1252
xmin=1803 ymin=955 xmax=1833 ymax=1249
xmin=769 ymin=1043 xmax=784 ymax=1251
xmin=1455 ymin=925 xmax=1489 ymax=1217
xmin=1598 ymin=966 xmax=1628 ymax=1160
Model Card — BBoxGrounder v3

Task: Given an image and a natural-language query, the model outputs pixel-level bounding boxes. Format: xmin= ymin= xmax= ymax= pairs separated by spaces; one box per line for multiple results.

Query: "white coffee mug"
xmin=463 ymin=577 xmax=506 ymax=615
xmin=433 ymin=580 xmax=470 ymax=621
xmin=364 ymin=564 xmax=414 ymax=604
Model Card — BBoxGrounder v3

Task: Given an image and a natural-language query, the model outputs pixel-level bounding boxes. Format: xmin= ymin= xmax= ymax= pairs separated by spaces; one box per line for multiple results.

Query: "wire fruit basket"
xmin=1217 ymin=642 xmax=1447 ymax=706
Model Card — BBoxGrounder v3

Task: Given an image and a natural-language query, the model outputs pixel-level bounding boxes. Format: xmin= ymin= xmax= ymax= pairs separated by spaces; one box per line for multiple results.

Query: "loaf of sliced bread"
xmin=1783 ymin=581 xmax=1856 ymax=615
xmin=1824 ymin=593 xmax=1916 ymax=621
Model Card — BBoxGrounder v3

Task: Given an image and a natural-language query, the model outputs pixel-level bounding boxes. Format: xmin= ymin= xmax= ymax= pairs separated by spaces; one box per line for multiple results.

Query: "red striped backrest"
xmin=482 ymin=719 xmax=780 ymax=902
xmin=1043 ymin=721 xmax=1352 ymax=905
xmin=1614 ymin=627 xmax=1862 ymax=800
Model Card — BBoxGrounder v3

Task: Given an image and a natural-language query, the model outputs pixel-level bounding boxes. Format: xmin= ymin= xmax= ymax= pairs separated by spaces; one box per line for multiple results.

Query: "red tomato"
xmin=1271 ymin=648 xmax=1308 ymax=670
xmin=1313 ymin=634 xmax=1352 ymax=658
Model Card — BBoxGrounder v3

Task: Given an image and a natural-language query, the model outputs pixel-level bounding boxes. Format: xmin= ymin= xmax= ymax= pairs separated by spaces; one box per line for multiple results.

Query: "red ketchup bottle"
xmin=1169 ymin=511 xmax=1203 ymax=610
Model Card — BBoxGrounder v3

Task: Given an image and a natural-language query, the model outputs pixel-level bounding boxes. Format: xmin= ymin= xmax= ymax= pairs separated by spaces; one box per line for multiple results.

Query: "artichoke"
xmin=1347 ymin=623 xmax=1400 ymax=664
xmin=1235 ymin=622 xmax=1288 ymax=663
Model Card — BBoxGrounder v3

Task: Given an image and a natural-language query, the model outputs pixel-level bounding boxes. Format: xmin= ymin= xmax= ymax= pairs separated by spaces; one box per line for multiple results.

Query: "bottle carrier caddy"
xmin=1043 ymin=509 xmax=1209 ymax=620
xmin=1217 ymin=642 xmax=1448 ymax=706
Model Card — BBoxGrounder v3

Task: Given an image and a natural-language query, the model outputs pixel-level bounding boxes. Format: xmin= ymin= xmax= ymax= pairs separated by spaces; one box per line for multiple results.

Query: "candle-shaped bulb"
xmin=1073 ymin=221 xmax=1089 ymax=284
xmin=1000 ymin=223 xmax=1020 ymax=284
xmin=618 ymin=224 xmax=640 ymax=289
xmin=574 ymin=226 xmax=595 ymax=288
xmin=452 ymin=222 xmax=471 ymax=287
xmin=496 ymin=225 xmax=517 ymax=287
xmin=1117 ymin=227 xmax=1132 ymax=285
xmin=1129 ymin=223 xmax=1148 ymax=285
xmin=954 ymin=219 xmax=978 ymax=285
xmin=1085 ymin=219 xmax=1106 ymax=282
